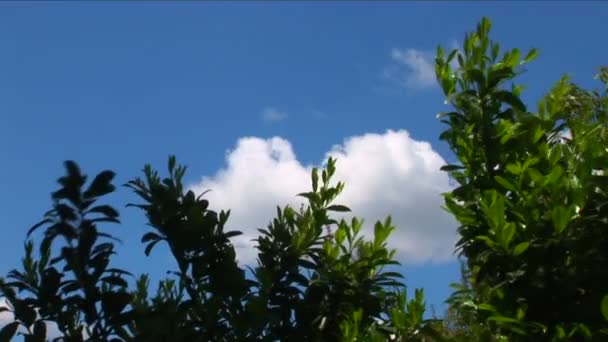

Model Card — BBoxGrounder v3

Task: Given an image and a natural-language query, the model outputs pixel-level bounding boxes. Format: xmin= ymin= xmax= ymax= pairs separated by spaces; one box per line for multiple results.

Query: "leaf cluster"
xmin=436 ymin=17 xmax=608 ymax=341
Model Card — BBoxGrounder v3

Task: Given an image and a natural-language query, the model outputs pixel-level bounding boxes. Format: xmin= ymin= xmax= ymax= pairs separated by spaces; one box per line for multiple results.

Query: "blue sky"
xmin=1 ymin=2 xmax=606 ymax=314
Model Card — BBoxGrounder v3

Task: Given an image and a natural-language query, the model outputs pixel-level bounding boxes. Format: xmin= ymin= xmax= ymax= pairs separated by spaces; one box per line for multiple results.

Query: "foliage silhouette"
xmin=0 ymin=157 xmax=435 ymax=341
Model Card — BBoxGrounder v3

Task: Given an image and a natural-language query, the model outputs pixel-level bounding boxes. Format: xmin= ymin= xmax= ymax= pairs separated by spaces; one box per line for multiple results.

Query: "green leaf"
xmin=88 ymin=205 xmax=119 ymax=218
xmin=373 ymin=220 xmax=394 ymax=246
xmin=141 ymin=232 xmax=162 ymax=243
xmin=224 ymin=230 xmax=242 ymax=239
xmin=101 ymin=275 xmax=129 ymax=288
xmin=477 ymin=303 xmax=496 ymax=312
xmin=479 ymin=17 xmax=491 ymax=36
xmin=476 ymin=235 xmax=497 ymax=248
xmin=556 ymin=325 xmax=566 ymax=338
xmin=576 ymin=324 xmax=592 ymax=338
xmin=101 ymin=292 xmax=132 ymax=316
xmin=436 ymin=45 xmax=445 ymax=61
xmin=467 ymin=69 xmax=485 ymax=87
xmin=168 ymin=155 xmax=176 ymax=173
xmin=491 ymin=43 xmax=500 ymax=61
xmin=512 ymin=84 xmax=525 ymax=96
xmin=447 ymin=49 xmax=458 ymax=64
xmin=297 ymin=192 xmax=318 ymax=203
xmin=487 ymin=315 xmax=520 ymax=324
xmin=441 ymin=164 xmax=465 ymax=171
xmin=506 ymin=163 xmax=521 ymax=175
xmin=505 ymin=48 xmax=521 ymax=67
xmin=325 ymin=204 xmax=351 ymax=212
xmin=298 ymin=259 xmax=317 ymax=269
xmin=482 ymin=191 xmax=506 ymax=229
xmin=601 ymin=294 xmax=608 ymax=320
xmin=532 ymin=125 xmax=545 ymax=142
xmin=311 ymin=168 xmax=319 ymax=192
xmin=144 ymin=240 xmax=161 ymax=256
xmin=14 ymin=302 xmax=36 ymax=327
xmin=488 ymin=67 xmax=515 ymax=89
xmin=523 ymin=48 xmax=539 ymax=64
xmin=544 ymin=166 xmax=564 ymax=186
xmin=63 ymin=160 xmax=83 ymax=181
xmin=27 ymin=219 xmax=52 ymax=237
xmin=84 ymin=170 xmax=116 ymax=198
xmin=528 ymin=168 xmax=544 ymax=184
xmin=495 ymin=176 xmax=517 ymax=192
xmin=513 ymin=242 xmax=530 ymax=256
xmin=33 ymin=320 xmax=47 ymax=341
xmin=552 ymin=206 xmax=572 ymax=233
xmin=457 ymin=52 xmax=465 ymax=68
xmin=500 ymin=223 xmax=515 ymax=247
xmin=0 ymin=322 xmax=20 ymax=342
xmin=334 ymin=227 xmax=346 ymax=244
xmin=495 ymin=90 xmax=526 ymax=112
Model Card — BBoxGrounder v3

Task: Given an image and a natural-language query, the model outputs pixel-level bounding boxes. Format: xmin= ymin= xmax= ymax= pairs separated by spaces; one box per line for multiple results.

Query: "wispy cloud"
xmin=261 ymin=107 xmax=288 ymax=123
xmin=383 ymin=48 xmax=437 ymax=90
xmin=311 ymin=109 xmax=327 ymax=120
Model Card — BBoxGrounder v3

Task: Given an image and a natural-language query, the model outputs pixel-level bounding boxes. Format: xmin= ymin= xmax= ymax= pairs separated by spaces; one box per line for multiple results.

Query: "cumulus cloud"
xmin=0 ymin=297 xmax=11 ymax=328
xmin=384 ymin=48 xmax=437 ymax=90
xmin=0 ymin=298 xmax=66 ymax=337
xmin=559 ymin=129 xmax=572 ymax=142
xmin=261 ymin=107 xmax=288 ymax=122
xmin=190 ymin=130 xmax=457 ymax=265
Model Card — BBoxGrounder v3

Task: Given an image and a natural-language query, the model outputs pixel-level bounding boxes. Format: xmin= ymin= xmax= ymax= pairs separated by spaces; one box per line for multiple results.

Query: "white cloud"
xmin=261 ymin=107 xmax=288 ymax=122
xmin=384 ymin=48 xmax=437 ymax=90
xmin=383 ymin=41 xmax=463 ymax=91
xmin=0 ymin=298 xmax=66 ymax=338
xmin=190 ymin=130 xmax=457 ymax=265
xmin=311 ymin=109 xmax=327 ymax=120
xmin=559 ymin=128 xmax=572 ymax=142
xmin=0 ymin=297 xmax=12 ymax=328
